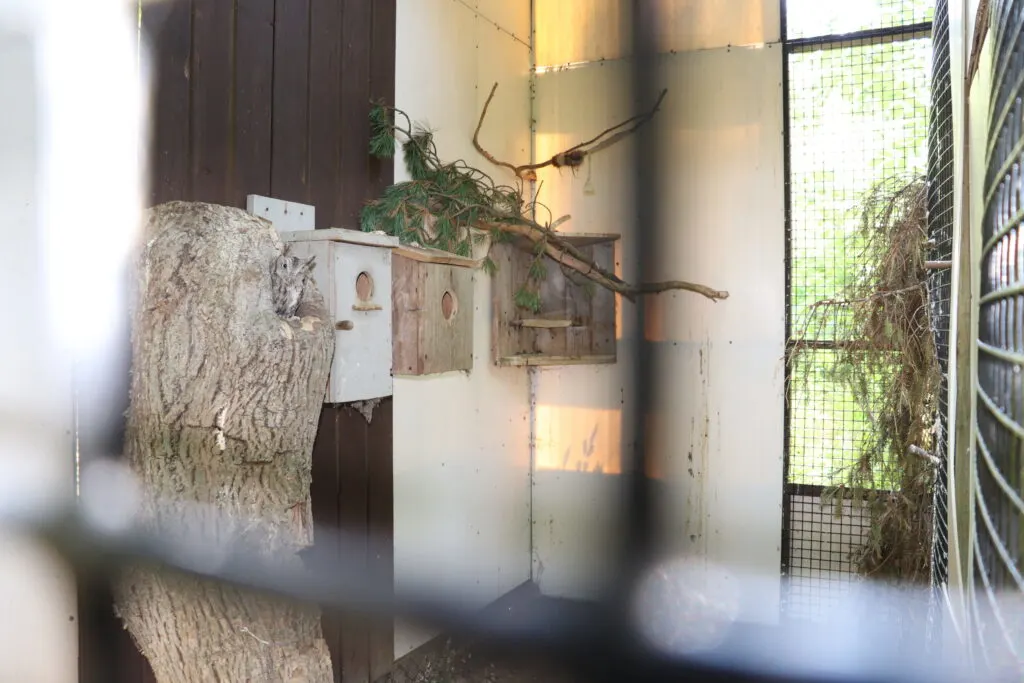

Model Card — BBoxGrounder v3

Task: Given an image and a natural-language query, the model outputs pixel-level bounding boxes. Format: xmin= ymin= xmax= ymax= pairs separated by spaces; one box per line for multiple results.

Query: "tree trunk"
xmin=113 ymin=201 xmax=336 ymax=682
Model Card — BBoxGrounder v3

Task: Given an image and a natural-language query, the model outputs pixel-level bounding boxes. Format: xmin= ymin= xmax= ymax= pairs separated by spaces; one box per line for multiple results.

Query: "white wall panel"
xmin=393 ymin=0 xmax=533 ymax=659
xmin=531 ymin=44 xmax=785 ymax=625
xmin=534 ymin=0 xmax=780 ymax=67
xmin=477 ymin=0 xmax=532 ymax=45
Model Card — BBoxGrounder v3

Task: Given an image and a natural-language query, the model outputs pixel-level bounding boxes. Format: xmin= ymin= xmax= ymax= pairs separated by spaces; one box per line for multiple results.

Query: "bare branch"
xmin=564 ymin=88 xmax=668 ymax=156
xmin=548 ymin=215 xmax=572 ymax=230
xmin=473 ymin=81 xmax=669 ymax=180
xmin=472 ymin=83 xmax=520 ymax=177
xmin=637 ymin=280 xmax=730 ymax=302
xmin=494 ymin=221 xmax=729 ymax=303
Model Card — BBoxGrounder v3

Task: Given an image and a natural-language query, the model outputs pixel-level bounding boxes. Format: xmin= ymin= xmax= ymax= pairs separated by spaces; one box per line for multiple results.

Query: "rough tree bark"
xmin=112 ymin=201 xmax=336 ymax=682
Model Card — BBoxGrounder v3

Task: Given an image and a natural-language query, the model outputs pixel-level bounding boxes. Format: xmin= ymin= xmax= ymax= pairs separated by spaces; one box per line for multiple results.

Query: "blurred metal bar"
xmin=618 ymin=0 xmax=662 ymax=600
xmin=0 ymin=476 xmax=988 ymax=683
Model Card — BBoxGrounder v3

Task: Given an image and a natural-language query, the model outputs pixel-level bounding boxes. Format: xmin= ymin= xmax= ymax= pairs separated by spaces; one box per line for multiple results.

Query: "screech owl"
xmin=271 ymin=246 xmax=316 ymax=319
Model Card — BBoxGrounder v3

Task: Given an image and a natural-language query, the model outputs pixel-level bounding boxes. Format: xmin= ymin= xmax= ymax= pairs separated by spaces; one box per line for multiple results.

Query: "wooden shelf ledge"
xmin=496 ymin=354 xmax=617 ymax=367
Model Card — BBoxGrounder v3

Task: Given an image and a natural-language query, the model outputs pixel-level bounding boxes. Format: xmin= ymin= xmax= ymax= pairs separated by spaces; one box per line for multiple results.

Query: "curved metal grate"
xmin=975 ymin=0 xmax=1024 ymax=669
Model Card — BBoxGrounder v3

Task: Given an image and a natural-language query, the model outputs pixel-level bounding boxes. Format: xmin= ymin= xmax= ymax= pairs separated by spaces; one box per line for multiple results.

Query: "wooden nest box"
xmin=491 ymin=232 xmax=620 ymax=367
xmin=275 ymin=227 xmax=399 ymax=403
xmin=391 ymin=244 xmax=476 ymax=376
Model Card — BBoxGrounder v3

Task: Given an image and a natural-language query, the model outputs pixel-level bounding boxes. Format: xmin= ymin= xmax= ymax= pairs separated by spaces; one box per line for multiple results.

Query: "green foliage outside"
xmin=787 ymin=34 xmax=933 ymax=488
xmin=786 ymin=1 xmax=935 ymax=40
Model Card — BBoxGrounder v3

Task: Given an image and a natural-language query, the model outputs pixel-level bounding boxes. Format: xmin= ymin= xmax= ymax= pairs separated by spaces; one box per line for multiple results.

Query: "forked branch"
xmin=473 ymin=82 xmax=669 ymax=181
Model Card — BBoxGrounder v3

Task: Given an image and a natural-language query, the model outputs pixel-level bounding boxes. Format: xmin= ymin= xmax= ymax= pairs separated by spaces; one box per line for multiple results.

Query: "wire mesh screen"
xmin=783 ymin=7 xmax=934 ymax=623
xmin=974 ymin=0 xmax=1024 ymax=668
xmin=786 ymin=0 xmax=935 ymax=41
xmin=925 ymin=0 xmax=953 ymax=595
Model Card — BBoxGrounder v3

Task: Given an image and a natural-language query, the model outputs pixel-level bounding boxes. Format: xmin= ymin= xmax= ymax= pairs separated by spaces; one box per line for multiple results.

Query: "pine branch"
xmin=364 ymin=100 xmax=729 ymax=309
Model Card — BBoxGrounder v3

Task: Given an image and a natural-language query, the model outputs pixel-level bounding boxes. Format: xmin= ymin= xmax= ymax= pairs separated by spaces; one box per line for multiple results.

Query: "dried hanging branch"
xmin=473 ymin=81 xmax=669 ymax=181
xmin=361 ymin=93 xmax=728 ymax=312
xmin=787 ymin=175 xmax=939 ymax=584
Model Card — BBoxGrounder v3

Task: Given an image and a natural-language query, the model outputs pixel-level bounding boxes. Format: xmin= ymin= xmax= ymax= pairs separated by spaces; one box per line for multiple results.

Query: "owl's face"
xmin=275 ymin=247 xmax=316 ymax=282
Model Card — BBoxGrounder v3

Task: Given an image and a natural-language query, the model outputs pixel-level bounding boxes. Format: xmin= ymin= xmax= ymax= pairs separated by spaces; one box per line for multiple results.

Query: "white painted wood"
xmin=279 ymin=227 xmax=399 ymax=248
xmin=246 ymin=194 xmax=316 ymax=232
xmin=530 ymin=42 xmax=785 ymax=625
xmin=393 ymin=0 xmax=533 ymax=659
xmin=282 ymin=231 xmax=398 ymax=403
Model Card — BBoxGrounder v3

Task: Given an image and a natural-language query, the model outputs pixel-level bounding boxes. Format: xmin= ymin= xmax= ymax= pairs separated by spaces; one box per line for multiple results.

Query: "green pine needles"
xmin=361 ymin=98 xmax=729 ymax=312
xmin=362 ymin=102 xmax=557 ymax=312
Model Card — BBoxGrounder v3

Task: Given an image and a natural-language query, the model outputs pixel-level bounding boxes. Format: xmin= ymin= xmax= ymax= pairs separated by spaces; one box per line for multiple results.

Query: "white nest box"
xmin=248 ymin=195 xmax=398 ymax=403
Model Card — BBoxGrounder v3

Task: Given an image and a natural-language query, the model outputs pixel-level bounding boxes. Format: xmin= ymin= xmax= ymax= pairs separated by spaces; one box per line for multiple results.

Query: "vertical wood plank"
xmin=565 ymin=245 xmax=594 ymax=355
xmin=141 ymin=0 xmax=192 ymax=206
xmin=367 ymin=0 xmax=397 ymax=199
xmin=338 ymin=0 xmax=373 ymax=227
xmin=271 ymin=0 xmax=311 ymax=203
xmin=419 ymin=265 xmax=474 ymax=374
xmin=308 ymin=0 xmax=344 ymax=228
xmin=338 ymin=406 xmax=371 ymax=683
xmin=392 ymin=254 xmax=423 ymax=375
xmin=78 ymin=578 xmax=157 ymax=683
xmin=490 ymin=243 xmax=531 ymax=361
xmin=311 ymin=406 xmax=342 ymax=682
xmin=535 ymin=263 xmax=569 ymax=356
xmin=232 ymin=0 xmax=275 ymax=206
xmin=190 ymin=0 xmax=234 ymax=204
xmin=366 ymin=398 xmax=395 ymax=682
xmin=591 ymin=242 xmax=617 ymax=355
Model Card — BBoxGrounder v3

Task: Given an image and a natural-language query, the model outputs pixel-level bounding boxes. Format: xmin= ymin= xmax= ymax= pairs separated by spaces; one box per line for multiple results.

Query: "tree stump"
xmin=113 ymin=201 xmax=336 ymax=682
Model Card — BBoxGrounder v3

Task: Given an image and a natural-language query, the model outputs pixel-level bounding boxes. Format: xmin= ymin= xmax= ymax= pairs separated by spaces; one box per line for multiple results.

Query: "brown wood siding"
xmin=142 ymin=0 xmax=396 ymax=229
xmin=78 ymin=1 xmax=396 ymax=681
xmin=312 ymin=401 xmax=395 ymax=683
xmin=310 ymin=401 xmax=396 ymax=683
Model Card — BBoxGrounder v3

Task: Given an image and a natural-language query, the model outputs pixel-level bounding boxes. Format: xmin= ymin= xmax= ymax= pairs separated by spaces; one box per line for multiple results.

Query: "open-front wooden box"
xmin=491 ymin=232 xmax=619 ymax=367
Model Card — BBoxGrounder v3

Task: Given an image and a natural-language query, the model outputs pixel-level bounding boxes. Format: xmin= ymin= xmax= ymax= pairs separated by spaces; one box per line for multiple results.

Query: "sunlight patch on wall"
xmin=533 ymin=0 xmax=780 ymax=68
xmin=534 ymin=405 xmax=622 ymax=473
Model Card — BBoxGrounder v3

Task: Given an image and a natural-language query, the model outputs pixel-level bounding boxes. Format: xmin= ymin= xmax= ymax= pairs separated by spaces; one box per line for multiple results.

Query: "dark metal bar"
xmin=617 ymin=0 xmax=661 ymax=598
xmin=786 ymin=338 xmax=901 ymax=351
xmin=0 ymin=485 xmax=983 ymax=683
xmin=785 ymin=21 xmax=934 ymax=50
xmin=785 ymin=482 xmax=898 ymax=498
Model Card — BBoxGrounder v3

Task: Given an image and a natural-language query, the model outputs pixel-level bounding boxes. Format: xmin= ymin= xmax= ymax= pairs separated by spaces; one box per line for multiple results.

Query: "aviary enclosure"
xmin=5 ymin=0 xmax=1024 ymax=682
